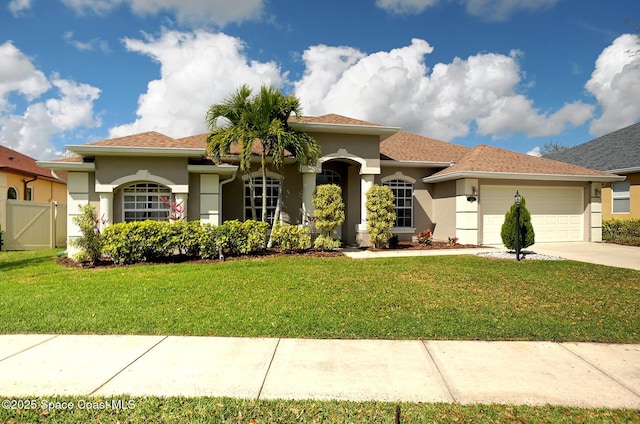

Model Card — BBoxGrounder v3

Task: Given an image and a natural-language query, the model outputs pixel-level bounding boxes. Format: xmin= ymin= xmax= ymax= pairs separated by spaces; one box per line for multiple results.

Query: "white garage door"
xmin=481 ymin=186 xmax=584 ymax=245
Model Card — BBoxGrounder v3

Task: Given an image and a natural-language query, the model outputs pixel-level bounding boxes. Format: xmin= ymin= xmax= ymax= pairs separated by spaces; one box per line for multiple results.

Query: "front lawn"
xmin=1 ymin=249 xmax=638 ymax=342
xmin=1 ymin=396 xmax=638 ymax=423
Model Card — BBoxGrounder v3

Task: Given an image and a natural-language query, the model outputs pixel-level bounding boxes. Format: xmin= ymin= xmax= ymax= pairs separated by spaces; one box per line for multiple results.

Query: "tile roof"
xmin=0 ymin=145 xmax=59 ymax=181
xmin=429 ymin=144 xmax=616 ymax=179
xmin=380 ymin=131 xmax=469 ymax=163
xmin=546 ymin=122 xmax=640 ymax=172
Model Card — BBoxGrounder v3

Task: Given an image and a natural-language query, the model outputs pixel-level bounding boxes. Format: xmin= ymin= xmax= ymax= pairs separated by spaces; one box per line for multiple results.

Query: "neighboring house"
xmin=0 ymin=145 xmax=67 ymax=203
xmin=547 ymin=122 xmax=640 ymax=220
xmin=38 ymin=114 xmax=623 ymax=255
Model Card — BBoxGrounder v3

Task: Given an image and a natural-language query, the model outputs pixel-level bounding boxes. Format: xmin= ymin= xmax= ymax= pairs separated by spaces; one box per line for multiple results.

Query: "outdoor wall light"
xmin=467 ymin=195 xmax=477 ymax=202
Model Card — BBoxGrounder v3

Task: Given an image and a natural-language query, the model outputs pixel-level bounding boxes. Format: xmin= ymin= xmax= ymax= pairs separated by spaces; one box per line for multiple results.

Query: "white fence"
xmin=0 ymin=199 xmax=67 ymax=250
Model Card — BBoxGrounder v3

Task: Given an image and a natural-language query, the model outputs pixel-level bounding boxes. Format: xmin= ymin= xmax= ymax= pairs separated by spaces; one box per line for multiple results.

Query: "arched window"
xmin=7 ymin=187 xmax=18 ymax=200
xmin=122 ymin=182 xmax=172 ymax=222
xmin=383 ymin=179 xmax=413 ymax=228
xmin=244 ymin=176 xmax=280 ymax=224
xmin=316 ymin=169 xmax=341 ymax=186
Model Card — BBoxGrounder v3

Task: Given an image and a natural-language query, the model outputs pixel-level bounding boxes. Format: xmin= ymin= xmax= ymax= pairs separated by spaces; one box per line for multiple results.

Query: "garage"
xmin=481 ymin=186 xmax=584 ymax=245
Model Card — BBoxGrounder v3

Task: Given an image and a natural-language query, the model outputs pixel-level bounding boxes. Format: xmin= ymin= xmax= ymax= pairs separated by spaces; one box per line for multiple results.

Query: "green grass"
xmin=1 ymin=396 xmax=638 ymax=423
xmin=1 ymin=249 xmax=638 ymax=342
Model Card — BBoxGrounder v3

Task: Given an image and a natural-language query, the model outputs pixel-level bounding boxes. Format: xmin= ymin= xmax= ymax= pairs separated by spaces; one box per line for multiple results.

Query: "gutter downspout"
xmin=22 ymin=177 xmax=37 ymax=200
xmin=218 ymin=171 xmax=237 ymax=224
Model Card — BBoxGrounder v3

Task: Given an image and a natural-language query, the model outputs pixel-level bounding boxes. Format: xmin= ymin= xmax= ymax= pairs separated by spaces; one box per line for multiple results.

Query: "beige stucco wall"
xmin=602 ymin=173 xmax=640 ymax=220
xmin=95 ymin=157 xmax=189 ymax=187
xmin=375 ymin=166 xmax=435 ymax=242
xmin=430 ymin=180 xmax=456 ymax=241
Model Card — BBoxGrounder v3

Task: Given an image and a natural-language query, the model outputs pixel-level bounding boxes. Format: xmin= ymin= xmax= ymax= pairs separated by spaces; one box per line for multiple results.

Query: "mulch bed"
xmin=59 ymin=241 xmax=481 ymax=268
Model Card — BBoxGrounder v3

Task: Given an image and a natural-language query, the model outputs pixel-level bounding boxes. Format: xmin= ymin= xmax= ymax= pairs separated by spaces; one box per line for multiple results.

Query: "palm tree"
xmin=206 ymin=85 xmax=320 ymax=229
xmin=205 ymin=85 xmax=258 ymax=219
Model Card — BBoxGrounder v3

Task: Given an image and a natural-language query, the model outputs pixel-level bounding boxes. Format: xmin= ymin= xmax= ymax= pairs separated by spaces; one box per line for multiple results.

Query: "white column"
xmin=174 ymin=192 xmax=188 ymax=220
xmin=301 ymin=171 xmax=317 ymax=224
xmin=199 ymin=174 xmax=220 ymax=224
xmin=98 ymin=192 xmax=113 ymax=231
xmin=360 ymin=174 xmax=375 ymax=226
xmin=590 ymin=183 xmax=603 ymax=242
xmin=455 ymin=179 xmax=479 ymax=245
xmin=355 ymin=174 xmax=375 ymax=247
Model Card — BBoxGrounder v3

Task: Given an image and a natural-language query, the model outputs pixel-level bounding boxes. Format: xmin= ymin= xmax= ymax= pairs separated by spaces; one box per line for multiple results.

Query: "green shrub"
xmin=312 ymin=184 xmax=344 ymax=250
xmin=218 ymin=219 xmax=269 ymax=255
xmin=603 ymin=218 xmax=640 ymax=246
xmin=198 ymin=223 xmax=222 ymax=259
xmin=170 ymin=220 xmax=202 ymax=256
xmin=500 ymin=197 xmax=535 ymax=250
xmin=271 ymin=222 xmax=311 ymax=253
xmin=366 ymin=184 xmax=396 ymax=249
xmin=70 ymin=204 xmax=103 ymax=263
xmin=102 ymin=221 xmax=175 ymax=264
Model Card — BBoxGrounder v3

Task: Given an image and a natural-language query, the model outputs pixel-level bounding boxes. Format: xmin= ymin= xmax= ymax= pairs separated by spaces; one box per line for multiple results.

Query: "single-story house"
xmin=38 ymin=114 xmax=624 ymax=256
xmin=546 ymin=122 xmax=640 ymax=220
xmin=1 ymin=145 xmax=67 ymax=203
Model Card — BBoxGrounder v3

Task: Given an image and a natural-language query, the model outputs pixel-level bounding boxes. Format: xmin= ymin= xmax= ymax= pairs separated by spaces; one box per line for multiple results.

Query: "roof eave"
xmin=37 ymin=160 xmax=96 ymax=172
xmin=422 ymin=171 xmax=626 ymax=184
xmin=380 ymin=159 xmax=452 ymax=168
xmin=289 ymin=122 xmax=401 ymax=140
xmin=606 ymin=166 xmax=640 ymax=174
xmin=66 ymin=145 xmax=206 ymax=157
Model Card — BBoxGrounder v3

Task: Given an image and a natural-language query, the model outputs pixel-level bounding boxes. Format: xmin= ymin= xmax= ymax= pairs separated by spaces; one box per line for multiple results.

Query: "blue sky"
xmin=1 ymin=0 xmax=639 ymax=160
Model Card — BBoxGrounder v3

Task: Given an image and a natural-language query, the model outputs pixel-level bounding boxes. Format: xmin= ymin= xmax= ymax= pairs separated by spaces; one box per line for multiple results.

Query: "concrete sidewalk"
xmin=1 ymin=335 xmax=638 ymax=408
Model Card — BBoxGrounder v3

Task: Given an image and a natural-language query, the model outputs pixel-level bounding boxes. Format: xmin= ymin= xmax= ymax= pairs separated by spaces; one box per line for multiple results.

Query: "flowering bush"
xmin=417 ymin=229 xmax=432 ymax=245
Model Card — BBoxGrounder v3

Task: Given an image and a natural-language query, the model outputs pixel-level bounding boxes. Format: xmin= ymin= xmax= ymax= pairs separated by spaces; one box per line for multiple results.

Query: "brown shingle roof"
xmin=380 ymin=131 xmax=469 ymax=163
xmin=0 ymin=145 xmax=59 ymax=181
xmin=430 ymin=144 xmax=616 ymax=178
xmin=291 ymin=114 xmax=382 ymax=126
xmin=85 ymin=131 xmax=203 ymax=149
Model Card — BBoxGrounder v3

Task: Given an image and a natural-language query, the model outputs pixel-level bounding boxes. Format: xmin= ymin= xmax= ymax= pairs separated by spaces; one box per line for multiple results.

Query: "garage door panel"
xmin=481 ymin=186 xmax=583 ymax=245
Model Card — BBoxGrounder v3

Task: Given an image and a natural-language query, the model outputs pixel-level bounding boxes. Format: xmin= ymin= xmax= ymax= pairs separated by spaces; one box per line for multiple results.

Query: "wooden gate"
xmin=0 ymin=199 xmax=67 ymax=250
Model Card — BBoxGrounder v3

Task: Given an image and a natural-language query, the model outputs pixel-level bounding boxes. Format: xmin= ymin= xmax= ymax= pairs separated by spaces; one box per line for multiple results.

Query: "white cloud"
xmin=526 ymin=146 xmax=541 ymax=157
xmin=8 ymin=0 xmax=32 ymax=17
xmin=376 ymin=0 xmax=561 ymax=21
xmin=63 ymin=32 xmax=111 ymax=53
xmin=464 ymin=0 xmax=561 ymax=21
xmin=0 ymin=43 xmax=101 ymax=159
xmin=60 ymin=0 xmax=264 ymax=26
xmin=109 ymin=29 xmax=284 ymax=138
xmin=375 ymin=0 xmax=439 ymax=15
xmin=586 ymin=33 xmax=640 ymax=136
xmin=295 ymin=39 xmax=592 ymax=141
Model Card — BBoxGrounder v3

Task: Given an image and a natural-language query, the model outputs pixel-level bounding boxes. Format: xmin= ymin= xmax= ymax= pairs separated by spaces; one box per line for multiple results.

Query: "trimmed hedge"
xmin=602 ymin=218 xmax=640 ymax=246
xmin=101 ymin=219 xmax=270 ymax=265
xmin=271 ymin=223 xmax=311 ymax=253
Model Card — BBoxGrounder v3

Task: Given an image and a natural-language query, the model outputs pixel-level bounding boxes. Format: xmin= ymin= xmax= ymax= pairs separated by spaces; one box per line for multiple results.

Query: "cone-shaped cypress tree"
xmin=500 ymin=197 xmax=535 ymax=250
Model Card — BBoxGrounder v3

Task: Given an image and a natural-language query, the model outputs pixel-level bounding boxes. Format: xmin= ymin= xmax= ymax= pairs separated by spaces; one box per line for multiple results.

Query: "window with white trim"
xmin=316 ymin=169 xmax=341 ymax=185
xmin=612 ymin=181 xmax=630 ymax=213
xmin=245 ymin=176 xmax=280 ymax=224
xmin=122 ymin=182 xmax=172 ymax=222
xmin=7 ymin=187 xmax=18 ymax=200
xmin=383 ymin=179 xmax=413 ymax=228
xmin=26 ymin=187 xmax=33 ymax=201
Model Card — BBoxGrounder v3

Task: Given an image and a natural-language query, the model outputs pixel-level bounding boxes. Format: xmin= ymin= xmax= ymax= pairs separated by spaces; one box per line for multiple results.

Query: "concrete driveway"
xmin=530 ymin=242 xmax=640 ymax=270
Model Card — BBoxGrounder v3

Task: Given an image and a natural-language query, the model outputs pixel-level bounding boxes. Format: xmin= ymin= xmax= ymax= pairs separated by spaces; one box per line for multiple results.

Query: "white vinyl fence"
xmin=0 ymin=199 xmax=67 ymax=250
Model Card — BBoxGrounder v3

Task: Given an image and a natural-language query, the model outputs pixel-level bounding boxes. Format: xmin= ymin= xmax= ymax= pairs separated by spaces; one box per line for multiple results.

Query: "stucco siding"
xmin=431 ymin=180 xmax=456 ymax=241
